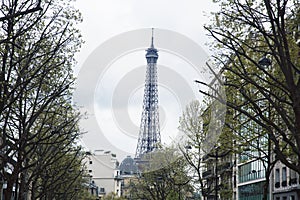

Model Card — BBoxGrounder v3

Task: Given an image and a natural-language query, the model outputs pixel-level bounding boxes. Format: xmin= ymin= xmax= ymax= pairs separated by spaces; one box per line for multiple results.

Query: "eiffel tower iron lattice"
xmin=135 ymin=28 xmax=161 ymax=159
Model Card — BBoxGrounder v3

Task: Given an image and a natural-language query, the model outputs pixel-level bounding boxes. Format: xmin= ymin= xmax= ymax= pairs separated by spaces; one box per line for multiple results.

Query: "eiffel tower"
xmin=135 ymin=28 xmax=161 ymax=159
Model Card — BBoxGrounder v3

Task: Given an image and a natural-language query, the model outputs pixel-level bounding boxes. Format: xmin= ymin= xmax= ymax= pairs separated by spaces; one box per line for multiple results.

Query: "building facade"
xmin=273 ymin=161 xmax=300 ymax=200
xmin=202 ymin=148 xmax=234 ymax=200
xmin=118 ymin=156 xmax=139 ymax=199
xmin=236 ymin=158 xmax=268 ymax=200
xmin=85 ymin=150 xmax=120 ymax=198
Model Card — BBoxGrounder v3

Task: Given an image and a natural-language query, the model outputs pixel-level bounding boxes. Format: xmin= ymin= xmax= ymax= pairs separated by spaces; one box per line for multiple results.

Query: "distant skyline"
xmin=73 ymin=0 xmax=220 ymax=160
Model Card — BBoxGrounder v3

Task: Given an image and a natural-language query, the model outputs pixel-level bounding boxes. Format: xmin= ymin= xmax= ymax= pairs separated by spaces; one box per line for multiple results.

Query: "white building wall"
xmin=85 ymin=150 xmax=119 ymax=196
xmin=273 ymin=161 xmax=300 ymax=200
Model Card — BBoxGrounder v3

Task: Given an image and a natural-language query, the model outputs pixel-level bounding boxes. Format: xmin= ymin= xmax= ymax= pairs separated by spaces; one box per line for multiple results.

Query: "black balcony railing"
xmin=289 ymin=178 xmax=297 ymax=185
xmin=219 ymin=162 xmax=232 ymax=172
xmin=202 ymin=170 xmax=213 ymax=178
xmin=202 ymin=154 xmax=215 ymax=161
xmin=282 ymin=181 xmax=287 ymax=187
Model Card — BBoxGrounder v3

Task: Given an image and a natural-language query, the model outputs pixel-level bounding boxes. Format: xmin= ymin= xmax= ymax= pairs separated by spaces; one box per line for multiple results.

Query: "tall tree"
xmin=0 ymin=0 xmax=85 ymax=199
xmin=221 ymin=67 xmax=277 ymax=200
xmin=200 ymin=0 xmax=300 ymax=174
xmin=131 ymin=148 xmax=193 ymax=200
xmin=179 ymin=100 xmax=235 ymax=199
xmin=178 ymin=100 xmax=206 ymax=197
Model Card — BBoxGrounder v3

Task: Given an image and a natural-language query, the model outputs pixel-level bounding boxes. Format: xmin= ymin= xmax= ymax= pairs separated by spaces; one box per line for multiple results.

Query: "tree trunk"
xmin=4 ymin=179 xmax=14 ymax=200
xmin=262 ymin=175 xmax=269 ymax=200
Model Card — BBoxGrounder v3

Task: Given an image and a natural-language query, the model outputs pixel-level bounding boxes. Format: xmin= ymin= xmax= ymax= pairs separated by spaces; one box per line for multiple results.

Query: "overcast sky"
xmin=73 ymin=0 xmax=220 ymax=160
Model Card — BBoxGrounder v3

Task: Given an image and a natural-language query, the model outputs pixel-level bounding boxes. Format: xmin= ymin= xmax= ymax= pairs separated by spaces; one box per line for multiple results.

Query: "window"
xmin=290 ymin=169 xmax=297 ymax=185
xmin=275 ymin=168 xmax=280 ymax=188
xmin=290 ymin=195 xmax=295 ymax=200
xmin=234 ymin=175 xmax=236 ymax=188
xmin=89 ymin=169 xmax=92 ymax=173
xmin=238 ymin=182 xmax=265 ymax=199
xmin=89 ymin=160 xmax=92 ymax=164
xmin=282 ymin=167 xmax=287 ymax=186
xmin=239 ymin=160 xmax=265 ymax=183
xmin=99 ymin=187 xmax=105 ymax=193
xmin=282 ymin=167 xmax=287 ymax=181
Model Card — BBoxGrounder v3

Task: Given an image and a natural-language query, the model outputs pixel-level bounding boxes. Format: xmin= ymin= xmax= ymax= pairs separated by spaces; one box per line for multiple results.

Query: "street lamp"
xmin=258 ymin=54 xmax=271 ymax=67
xmin=208 ymin=146 xmax=229 ymax=200
xmin=258 ymin=55 xmax=272 ymax=200
xmin=206 ymin=146 xmax=220 ymax=200
xmin=215 ymin=148 xmax=218 ymax=200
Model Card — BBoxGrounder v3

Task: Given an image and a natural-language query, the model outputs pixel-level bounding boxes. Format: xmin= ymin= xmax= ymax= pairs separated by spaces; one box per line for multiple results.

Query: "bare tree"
xmin=179 ymin=100 xmax=235 ymax=199
xmin=178 ymin=100 xmax=206 ymax=197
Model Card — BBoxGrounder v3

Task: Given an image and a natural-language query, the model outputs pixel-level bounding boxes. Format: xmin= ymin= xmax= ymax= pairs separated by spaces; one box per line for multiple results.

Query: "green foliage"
xmin=0 ymin=0 xmax=86 ymax=199
xmin=130 ymin=147 xmax=193 ymax=200
xmin=203 ymin=0 xmax=300 ymax=176
xmin=201 ymin=1 xmax=300 ymax=200
xmin=178 ymin=100 xmax=235 ymax=199
xmin=102 ymin=192 xmax=126 ymax=200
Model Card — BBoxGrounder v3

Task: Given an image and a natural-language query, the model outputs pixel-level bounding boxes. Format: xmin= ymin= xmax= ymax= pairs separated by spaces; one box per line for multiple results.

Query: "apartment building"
xmin=85 ymin=150 xmax=120 ymax=198
xmin=273 ymin=161 xmax=300 ymax=200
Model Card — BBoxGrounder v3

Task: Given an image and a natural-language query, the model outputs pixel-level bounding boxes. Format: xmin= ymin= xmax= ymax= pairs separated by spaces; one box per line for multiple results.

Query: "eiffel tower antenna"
xmin=151 ymin=28 xmax=154 ymax=48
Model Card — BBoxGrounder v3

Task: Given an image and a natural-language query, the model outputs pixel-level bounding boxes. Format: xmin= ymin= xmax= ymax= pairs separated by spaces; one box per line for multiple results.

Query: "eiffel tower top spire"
xmin=146 ymin=28 xmax=158 ymax=62
xmin=151 ymin=28 xmax=154 ymax=48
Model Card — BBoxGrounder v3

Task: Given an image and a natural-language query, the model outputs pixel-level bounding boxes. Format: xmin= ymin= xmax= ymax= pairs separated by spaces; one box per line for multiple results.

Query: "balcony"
xmin=219 ymin=162 xmax=232 ymax=172
xmin=281 ymin=181 xmax=287 ymax=187
xmin=202 ymin=170 xmax=213 ymax=178
xmin=289 ymin=178 xmax=297 ymax=185
xmin=99 ymin=187 xmax=106 ymax=196
xmin=202 ymin=154 xmax=215 ymax=162
xmin=114 ymin=175 xmax=123 ymax=180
